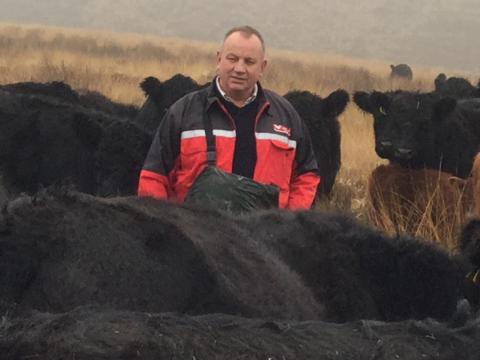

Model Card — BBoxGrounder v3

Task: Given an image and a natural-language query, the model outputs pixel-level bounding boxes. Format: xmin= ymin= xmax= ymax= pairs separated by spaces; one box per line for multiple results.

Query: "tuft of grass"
xmin=366 ymin=170 xmax=472 ymax=251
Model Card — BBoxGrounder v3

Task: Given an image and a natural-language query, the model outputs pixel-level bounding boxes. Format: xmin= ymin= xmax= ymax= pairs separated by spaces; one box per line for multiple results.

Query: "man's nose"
xmin=233 ymin=61 xmax=246 ymax=72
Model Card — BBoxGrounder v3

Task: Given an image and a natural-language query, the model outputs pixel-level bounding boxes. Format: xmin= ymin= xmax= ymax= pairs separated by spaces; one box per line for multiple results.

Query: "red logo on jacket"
xmin=273 ymin=124 xmax=291 ymax=137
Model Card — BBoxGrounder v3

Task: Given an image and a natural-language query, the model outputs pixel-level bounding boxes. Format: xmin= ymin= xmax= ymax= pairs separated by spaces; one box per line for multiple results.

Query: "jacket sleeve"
xmin=287 ymin=120 xmax=320 ymax=210
xmin=137 ymin=108 xmax=181 ymax=200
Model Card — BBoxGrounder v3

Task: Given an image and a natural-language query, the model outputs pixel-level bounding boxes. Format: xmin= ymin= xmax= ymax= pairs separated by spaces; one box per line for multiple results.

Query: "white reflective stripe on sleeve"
xmin=181 ymin=130 xmax=206 ymax=139
xmin=256 ymin=132 xmax=297 ymax=148
xmin=213 ymin=129 xmax=236 ymax=138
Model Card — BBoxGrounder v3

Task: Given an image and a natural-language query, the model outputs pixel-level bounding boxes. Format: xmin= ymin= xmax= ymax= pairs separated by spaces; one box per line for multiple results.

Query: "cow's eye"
xmin=379 ymin=107 xmax=387 ymax=115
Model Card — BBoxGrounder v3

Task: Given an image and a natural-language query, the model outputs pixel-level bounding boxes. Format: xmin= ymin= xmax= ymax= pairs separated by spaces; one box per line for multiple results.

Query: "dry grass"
xmin=367 ymin=170 xmax=472 ymax=252
xmin=0 ymin=22 xmax=476 ymax=251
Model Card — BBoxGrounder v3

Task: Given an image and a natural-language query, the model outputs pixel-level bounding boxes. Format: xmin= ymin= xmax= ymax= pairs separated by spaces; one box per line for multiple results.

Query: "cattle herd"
xmin=1 ymin=72 xmax=480 ymax=358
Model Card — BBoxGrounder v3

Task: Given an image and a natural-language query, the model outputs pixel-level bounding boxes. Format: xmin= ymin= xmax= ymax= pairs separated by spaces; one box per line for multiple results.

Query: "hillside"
xmin=1 ymin=0 xmax=480 ymax=72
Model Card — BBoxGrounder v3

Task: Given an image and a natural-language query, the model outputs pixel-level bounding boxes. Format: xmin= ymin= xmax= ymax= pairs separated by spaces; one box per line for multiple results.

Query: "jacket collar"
xmin=206 ymin=77 xmax=267 ymax=110
xmin=215 ymin=77 xmax=258 ymax=105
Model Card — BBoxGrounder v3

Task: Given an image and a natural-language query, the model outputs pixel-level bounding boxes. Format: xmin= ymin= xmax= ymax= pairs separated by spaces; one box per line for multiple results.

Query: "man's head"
xmin=216 ymin=26 xmax=267 ymax=103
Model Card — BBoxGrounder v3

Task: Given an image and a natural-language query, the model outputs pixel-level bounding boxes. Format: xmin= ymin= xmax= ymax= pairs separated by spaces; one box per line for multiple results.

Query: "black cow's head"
xmin=354 ymin=91 xmax=438 ymax=166
xmin=135 ymin=74 xmax=206 ymax=134
xmin=434 ymin=74 xmax=479 ymax=99
xmin=430 ymin=97 xmax=480 ymax=177
xmin=284 ymin=89 xmax=349 ymax=130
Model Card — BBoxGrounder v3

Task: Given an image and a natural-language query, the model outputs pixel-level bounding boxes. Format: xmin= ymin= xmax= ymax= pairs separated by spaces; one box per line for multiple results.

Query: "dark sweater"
xmin=217 ymin=93 xmax=259 ymax=179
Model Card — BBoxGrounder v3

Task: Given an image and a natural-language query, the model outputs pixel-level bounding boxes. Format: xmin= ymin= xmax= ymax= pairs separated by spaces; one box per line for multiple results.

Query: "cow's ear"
xmin=353 ymin=91 xmax=373 ymax=113
xmin=369 ymin=91 xmax=390 ymax=113
xmin=434 ymin=73 xmax=447 ymax=90
xmin=323 ymin=89 xmax=349 ymax=117
xmin=433 ymin=97 xmax=457 ymax=121
xmin=140 ymin=77 xmax=164 ymax=101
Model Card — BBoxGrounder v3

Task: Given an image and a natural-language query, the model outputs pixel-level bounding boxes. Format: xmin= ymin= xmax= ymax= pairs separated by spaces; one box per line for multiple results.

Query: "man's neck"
xmin=216 ymin=77 xmax=257 ymax=108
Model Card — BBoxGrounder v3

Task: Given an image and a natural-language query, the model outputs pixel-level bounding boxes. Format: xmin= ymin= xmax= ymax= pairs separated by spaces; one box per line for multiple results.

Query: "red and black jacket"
xmin=138 ymin=80 xmax=320 ymax=209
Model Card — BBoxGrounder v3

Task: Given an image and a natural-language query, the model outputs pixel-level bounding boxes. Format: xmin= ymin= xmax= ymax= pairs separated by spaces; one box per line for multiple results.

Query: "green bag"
xmin=185 ymin=166 xmax=279 ymax=213
xmin=185 ymin=104 xmax=279 ymax=214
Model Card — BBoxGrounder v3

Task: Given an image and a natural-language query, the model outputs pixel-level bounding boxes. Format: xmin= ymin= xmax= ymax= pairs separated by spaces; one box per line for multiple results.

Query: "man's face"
xmin=216 ymin=31 xmax=267 ymax=101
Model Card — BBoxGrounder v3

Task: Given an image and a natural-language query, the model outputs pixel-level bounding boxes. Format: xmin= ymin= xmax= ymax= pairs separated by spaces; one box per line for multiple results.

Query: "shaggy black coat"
xmin=0 ymin=190 xmax=476 ymax=322
xmin=0 ymin=191 xmax=322 ymax=320
xmin=0 ymin=85 xmax=151 ymax=197
xmin=434 ymin=73 xmax=480 ymax=99
xmin=2 ymin=307 xmax=479 ymax=360
xmin=461 ymin=219 xmax=480 ymax=267
xmin=0 ymin=81 xmax=138 ymax=119
xmin=240 ymin=209 xmax=470 ymax=322
xmin=459 ymin=218 xmax=480 ymax=308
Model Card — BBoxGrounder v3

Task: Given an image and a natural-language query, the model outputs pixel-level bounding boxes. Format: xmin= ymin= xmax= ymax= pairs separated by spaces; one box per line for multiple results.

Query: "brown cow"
xmin=470 ymin=153 xmax=480 ymax=217
xmin=368 ymin=164 xmax=473 ymax=250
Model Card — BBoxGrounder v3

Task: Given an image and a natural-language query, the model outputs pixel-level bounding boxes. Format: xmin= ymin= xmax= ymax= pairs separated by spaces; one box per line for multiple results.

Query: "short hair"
xmin=223 ymin=25 xmax=265 ymax=52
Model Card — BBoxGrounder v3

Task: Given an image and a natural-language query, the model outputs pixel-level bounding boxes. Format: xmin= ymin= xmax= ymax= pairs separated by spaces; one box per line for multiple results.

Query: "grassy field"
xmin=0 ymin=22 xmax=477 ymax=251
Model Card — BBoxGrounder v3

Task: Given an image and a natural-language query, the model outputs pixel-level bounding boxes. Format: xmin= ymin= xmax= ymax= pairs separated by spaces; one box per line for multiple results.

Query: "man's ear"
xmin=216 ymin=51 xmax=221 ymax=74
xmin=260 ymin=59 xmax=268 ymax=77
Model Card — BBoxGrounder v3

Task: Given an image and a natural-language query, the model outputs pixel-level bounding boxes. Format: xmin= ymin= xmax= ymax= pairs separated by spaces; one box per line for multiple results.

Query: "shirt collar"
xmin=216 ymin=76 xmax=258 ymax=106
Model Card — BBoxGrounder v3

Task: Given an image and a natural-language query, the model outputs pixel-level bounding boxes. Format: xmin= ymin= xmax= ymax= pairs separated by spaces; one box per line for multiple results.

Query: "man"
xmin=138 ymin=26 xmax=320 ymax=209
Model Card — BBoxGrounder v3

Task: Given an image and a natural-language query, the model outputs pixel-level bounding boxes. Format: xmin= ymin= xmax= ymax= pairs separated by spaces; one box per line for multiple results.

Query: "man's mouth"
xmin=230 ymin=76 xmax=246 ymax=82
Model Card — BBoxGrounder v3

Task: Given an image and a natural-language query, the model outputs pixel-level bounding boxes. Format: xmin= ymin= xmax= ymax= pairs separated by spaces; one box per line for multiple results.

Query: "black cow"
xmin=0 ymin=191 xmax=323 ymax=320
xmin=354 ymin=90 xmax=480 ymax=177
xmin=134 ymin=74 xmax=206 ymax=134
xmin=0 ymin=85 xmax=151 ymax=197
xmin=283 ymin=90 xmax=349 ymax=196
xmin=0 ymin=89 xmax=100 ymax=194
xmin=460 ymin=218 xmax=480 ymax=308
xmin=136 ymin=75 xmax=349 ymax=197
xmin=240 ymin=209 xmax=472 ymax=322
xmin=0 ymin=190 xmax=475 ymax=323
xmin=390 ymin=64 xmax=413 ymax=80
xmin=2 ymin=306 xmax=479 ymax=360
xmin=434 ymin=73 xmax=480 ymax=99
xmin=0 ymin=81 xmax=138 ymax=120
xmin=460 ymin=219 xmax=480 ymax=274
